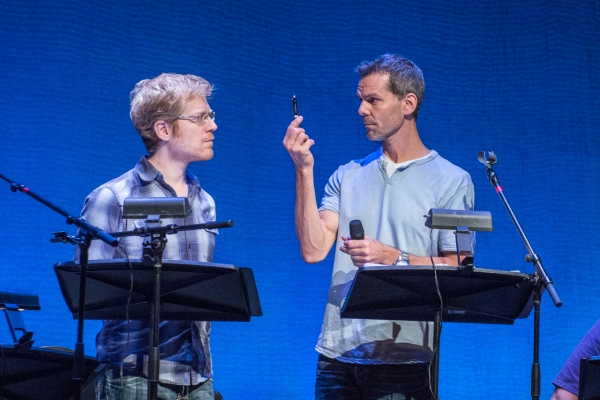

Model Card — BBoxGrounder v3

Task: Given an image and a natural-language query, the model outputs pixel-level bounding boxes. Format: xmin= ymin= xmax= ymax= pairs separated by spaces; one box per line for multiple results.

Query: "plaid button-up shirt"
xmin=80 ymin=156 xmax=216 ymax=385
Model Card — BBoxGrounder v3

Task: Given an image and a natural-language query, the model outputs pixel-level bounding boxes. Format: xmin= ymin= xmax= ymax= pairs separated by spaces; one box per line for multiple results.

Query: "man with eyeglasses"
xmin=78 ymin=73 xmax=218 ymax=399
xmin=283 ymin=54 xmax=474 ymax=399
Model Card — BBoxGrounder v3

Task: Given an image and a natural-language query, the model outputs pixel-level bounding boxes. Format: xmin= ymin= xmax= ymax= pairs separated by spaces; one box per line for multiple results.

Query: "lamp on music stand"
xmin=424 ymin=208 xmax=493 ymax=268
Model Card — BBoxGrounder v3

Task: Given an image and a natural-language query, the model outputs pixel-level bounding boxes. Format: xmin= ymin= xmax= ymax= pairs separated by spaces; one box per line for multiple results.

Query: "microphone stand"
xmin=0 ymin=172 xmax=118 ymax=400
xmin=477 ymin=152 xmax=561 ymax=400
xmin=107 ymin=219 xmax=233 ymax=400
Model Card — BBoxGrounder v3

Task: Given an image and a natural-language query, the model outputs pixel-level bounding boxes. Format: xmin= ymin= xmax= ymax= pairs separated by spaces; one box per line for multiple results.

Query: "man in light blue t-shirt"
xmin=283 ymin=54 xmax=474 ymax=400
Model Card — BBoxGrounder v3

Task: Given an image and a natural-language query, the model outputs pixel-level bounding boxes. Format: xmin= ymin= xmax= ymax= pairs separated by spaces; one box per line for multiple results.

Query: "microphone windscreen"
xmin=349 ymin=219 xmax=364 ymax=240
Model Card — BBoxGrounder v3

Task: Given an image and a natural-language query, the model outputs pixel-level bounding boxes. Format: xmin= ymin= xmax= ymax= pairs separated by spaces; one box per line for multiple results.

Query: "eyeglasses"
xmin=176 ymin=111 xmax=216 ymax=126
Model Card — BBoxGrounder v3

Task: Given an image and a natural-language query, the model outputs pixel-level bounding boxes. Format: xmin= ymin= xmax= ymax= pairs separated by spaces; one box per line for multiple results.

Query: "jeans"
xmin=96 ymin=367 xmax=215 ymax=400
xmin=315 ymin=354 xmax=433 ymax=400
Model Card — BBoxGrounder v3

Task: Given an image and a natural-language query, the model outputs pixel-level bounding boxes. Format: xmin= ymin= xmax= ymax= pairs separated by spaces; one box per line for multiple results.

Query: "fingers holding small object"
xmin=284 ymin=117 xmax=313 ymax=149
xmin=293 ymin=133 xmax=314 ymax=154
xmin=288 ymin=115 xmax=303 ymax=129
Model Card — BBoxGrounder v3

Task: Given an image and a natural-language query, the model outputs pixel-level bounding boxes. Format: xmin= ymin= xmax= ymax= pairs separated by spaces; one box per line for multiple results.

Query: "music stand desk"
xmin=340 ymin=265 xmax=536 ymax=399
xmin=341 ymin=265 xmax=535 ymax=323
xmin=54 ymin=259 xmax=262 ymax=321
xmin=579 ymin=356 xmax=600 ymax=400
xmin=0 ymin=345 xmax=100 ymax=400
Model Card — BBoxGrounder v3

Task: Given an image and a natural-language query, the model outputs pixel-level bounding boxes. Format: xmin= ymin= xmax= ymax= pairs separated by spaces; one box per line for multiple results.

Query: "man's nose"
xmin=358 ymin=101 xmax=369 ymax=116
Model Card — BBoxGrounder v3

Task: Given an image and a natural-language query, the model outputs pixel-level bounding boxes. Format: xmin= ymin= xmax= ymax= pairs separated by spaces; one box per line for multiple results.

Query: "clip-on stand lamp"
xmin=425 ymin=208 xmax=493 ymax=268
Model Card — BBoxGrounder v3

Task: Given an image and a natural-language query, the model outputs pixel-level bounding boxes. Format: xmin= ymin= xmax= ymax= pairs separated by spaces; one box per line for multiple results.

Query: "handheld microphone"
xmin=349 ymin=220 xmax=364 ymax=240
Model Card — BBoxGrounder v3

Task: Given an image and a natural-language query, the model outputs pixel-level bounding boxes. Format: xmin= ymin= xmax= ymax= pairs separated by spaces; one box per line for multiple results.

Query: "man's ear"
xmin=402 ymin=93 xmax=418 ymax=116
xmin=154 ymin=120 xmax=172 ymax=141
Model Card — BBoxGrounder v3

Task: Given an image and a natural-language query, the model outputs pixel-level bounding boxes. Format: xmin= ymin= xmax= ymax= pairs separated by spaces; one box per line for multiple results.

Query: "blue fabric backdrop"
xmin=1 ymin=0 xmax=599 ymax=398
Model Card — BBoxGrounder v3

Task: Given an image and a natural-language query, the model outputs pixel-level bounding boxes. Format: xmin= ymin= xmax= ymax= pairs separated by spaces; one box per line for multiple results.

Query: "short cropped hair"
xmin=356 ymin=54 xmax=425 ymax=119
xmin=130 ymin=73 xmax=213 ymax=154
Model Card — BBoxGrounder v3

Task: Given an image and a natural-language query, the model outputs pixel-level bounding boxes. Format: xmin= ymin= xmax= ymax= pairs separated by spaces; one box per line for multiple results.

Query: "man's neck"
xmin=147 ymin=153 xmax=189 ymax=196
xmin=382 ymin=124 xmax=429 ymax=163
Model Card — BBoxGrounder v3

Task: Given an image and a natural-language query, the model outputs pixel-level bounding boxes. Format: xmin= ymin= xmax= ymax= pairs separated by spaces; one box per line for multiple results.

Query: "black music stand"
xmin=0 ymin=289 xmax=40 ymax=350
xmin=579 ymin=356 xmax=600 ymax=400
xmin=0 ymin=345 xmax=101 ymax=400
xmin=53 ymin=259 xmax=262 ymax=321
xmin=340 ymin=265 xmax=536 ymax=398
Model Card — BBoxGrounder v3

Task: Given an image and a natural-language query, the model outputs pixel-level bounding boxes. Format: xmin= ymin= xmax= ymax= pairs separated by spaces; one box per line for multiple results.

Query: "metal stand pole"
xmin=477 ymin=151 xmax=561 ymax=400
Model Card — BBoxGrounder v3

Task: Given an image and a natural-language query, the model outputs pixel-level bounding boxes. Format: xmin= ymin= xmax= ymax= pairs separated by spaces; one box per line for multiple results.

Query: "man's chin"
xmin=366 ymin=131 xmax=383 ymax=141
xmin=194 ymin=150 xmax=214 ymax=162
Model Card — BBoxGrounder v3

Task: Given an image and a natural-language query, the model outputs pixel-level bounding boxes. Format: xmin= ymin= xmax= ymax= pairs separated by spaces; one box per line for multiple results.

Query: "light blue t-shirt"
xmin=317 ymin=148 xmax=474 ymax=364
